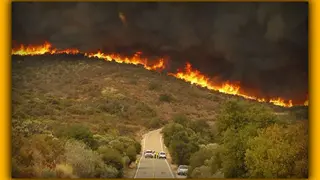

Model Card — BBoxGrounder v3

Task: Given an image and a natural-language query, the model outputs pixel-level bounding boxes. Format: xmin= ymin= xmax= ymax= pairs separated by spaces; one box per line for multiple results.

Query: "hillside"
xmin=11 ymin=55 xmax=308 ymax=178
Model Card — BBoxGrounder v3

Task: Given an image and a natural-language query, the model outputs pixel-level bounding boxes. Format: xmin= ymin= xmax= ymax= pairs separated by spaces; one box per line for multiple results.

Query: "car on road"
xmin=158 ymin=151 xmax=166 ymax=159
xmin=177 ymin=165 xmax=189 ymax=176
xmin=144 ymin=150 xmax=154 ymax=158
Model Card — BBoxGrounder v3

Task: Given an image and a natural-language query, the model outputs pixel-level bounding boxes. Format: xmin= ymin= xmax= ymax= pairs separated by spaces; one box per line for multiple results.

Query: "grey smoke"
xmin=12 ymin=2 xmax=308 ymax=102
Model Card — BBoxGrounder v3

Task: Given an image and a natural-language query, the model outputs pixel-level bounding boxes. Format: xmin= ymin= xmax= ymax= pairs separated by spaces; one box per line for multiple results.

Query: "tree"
xmin=169 ymin=140 xmax=191 ymax=165
xmin=216 ymin=100 xmax=277 ymax=136
xmin=172 ymin=114 xmax=190 ymax=127
xmin=245 ymin=122 xmax=308 ymax=178
xmin=65 ymin=124 xmax=98 ymax=150
xmin=125 ymin=145 xmax=137 ymax=163
xmin=189 ymin=143 xmax=220 ymax=177
xmin=215 ymin=100 xmax=278 ymax=178
xmin=97 ymin=146 xmax=124 ymax=176
xmin=64 ymin=140 xmax=104 ymax=178
xmin=161 ymin=123 xmax=184 ymax=147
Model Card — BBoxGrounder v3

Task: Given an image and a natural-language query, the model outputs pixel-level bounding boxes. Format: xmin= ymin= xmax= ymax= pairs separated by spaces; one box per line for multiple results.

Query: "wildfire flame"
xmin=12 ymin=41 xmax=80 ymax=56
xmin=85 ymin=51 xmax=165 ymax=71
xmin=11 ymin=42 xmax=308 ymax=108
xmin=168 ymin=63 xmax=298 ymax=108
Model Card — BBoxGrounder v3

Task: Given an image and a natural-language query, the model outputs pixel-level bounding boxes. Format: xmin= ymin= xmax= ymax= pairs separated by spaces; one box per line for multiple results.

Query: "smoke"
xmin=12 ymin=2 xmax=308 ymax=101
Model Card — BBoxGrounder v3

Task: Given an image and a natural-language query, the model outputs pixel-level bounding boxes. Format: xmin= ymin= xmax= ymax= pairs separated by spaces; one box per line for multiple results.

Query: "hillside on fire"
xmin=12 ymin=2 xmax=308 ymax=179
xmin=12 ymin=55 xmax=308 ymax=178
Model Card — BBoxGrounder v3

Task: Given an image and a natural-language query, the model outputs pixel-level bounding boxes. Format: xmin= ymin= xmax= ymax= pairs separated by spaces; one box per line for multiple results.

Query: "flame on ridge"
xmin=11 ymin=42 xmax=308 ymax=107
xmin=168 ymin=62 xmax=300 ymax=108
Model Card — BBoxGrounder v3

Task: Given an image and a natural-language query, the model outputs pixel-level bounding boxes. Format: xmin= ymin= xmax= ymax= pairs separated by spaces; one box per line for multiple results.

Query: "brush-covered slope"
xmin=11 ymin=55 xmax=308 ymax=178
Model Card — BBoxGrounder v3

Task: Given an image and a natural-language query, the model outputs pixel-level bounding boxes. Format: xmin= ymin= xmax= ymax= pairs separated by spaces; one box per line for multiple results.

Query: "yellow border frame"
xmin=1 ymin=1 xmax=317 ymax=180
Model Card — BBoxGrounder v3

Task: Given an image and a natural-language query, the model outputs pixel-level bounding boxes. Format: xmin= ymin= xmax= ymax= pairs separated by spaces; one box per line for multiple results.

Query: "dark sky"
xmin=12 ymin=2 xmax=308 ymax=102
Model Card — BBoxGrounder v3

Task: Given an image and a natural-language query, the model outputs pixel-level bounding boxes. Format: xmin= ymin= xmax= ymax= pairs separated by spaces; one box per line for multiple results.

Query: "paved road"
xmin=134 ymin=129 xmax=175 ymax=178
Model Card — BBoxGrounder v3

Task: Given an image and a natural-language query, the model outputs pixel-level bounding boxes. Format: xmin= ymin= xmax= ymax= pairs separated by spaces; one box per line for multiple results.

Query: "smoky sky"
xmin=12 ymin=2 xmax=308 ymax=102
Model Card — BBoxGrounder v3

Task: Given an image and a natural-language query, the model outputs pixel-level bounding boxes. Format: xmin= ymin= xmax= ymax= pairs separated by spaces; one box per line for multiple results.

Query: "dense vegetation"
xmin=12 ymin=56 xmax=308 ymax=178
xmin=11 ymin=56 xmax=221 ymax=178
xmin=12 ymin=121 xmax=142 ymax=178
xmin=162 ymin=99 xmax=308 ymax=178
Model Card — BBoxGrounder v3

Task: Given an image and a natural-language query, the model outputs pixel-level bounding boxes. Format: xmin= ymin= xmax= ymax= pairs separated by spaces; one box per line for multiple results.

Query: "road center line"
xmin=134 ymin=132 xmax=148 ymax=178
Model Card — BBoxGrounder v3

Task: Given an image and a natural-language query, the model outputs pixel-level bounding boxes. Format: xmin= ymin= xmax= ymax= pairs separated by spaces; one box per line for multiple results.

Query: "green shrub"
xmin=146 ymin=118 xmax=164 ymax=129
xmin=189 ymin=143 xmax=222 ymax=178
xmin=215 ymin=100 xmax=282 ymax=178
xmin=172 ymin=114 xmax=190 ymax=127
xmin=169 ymin=139 xmax=198 ymax=165
xmin=134 ymin=141 xmax=142 ymax=154
xmin=159 ymin=93 xmax=173 ymax=102
xmin=64 ymin=124 xmax=98 ymax=150
xmin=93 ymin=134 xmax=114 ymax=147
xmin=12 ymin=119 xmax=50 ymax=137
xmin=162 ymin=123 xmax=185 ymax=147
xmin=190 ymin=165 xmax=212 ymax=178
xmin=98 ymin=146 xmax=124 ymax=175
xmin=12 ymin=133 xmax=65 ymax=177
xmin=133 ymin=102 xmax=157 ymax=118
xmin=245 ymin=122 xmax=308 ymax=178
xmin=96 ymin=164 xmax=119 ymax=178
xmin=64 ymin=140 xmax=104 ymax=178
xmin=126 ymin=145 xmax=137 ymax=163
xmin=109 ymin=139 xmax=125 ymax=153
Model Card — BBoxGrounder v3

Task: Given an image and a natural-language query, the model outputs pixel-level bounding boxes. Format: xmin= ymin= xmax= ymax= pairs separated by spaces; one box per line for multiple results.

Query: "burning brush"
xmin=11 ymin=42 xmax=308 ymax=108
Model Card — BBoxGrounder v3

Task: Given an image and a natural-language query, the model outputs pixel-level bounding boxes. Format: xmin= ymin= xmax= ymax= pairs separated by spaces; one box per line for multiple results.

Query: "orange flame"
xmin=11 ymin=42 xmax=308 ymax=108
xmin=12 ymin=42 xmax=166 ymax=71
xmin=85 ymin=51 xmax=165 ymax=71
xmin=12 ymin=42 xmax=52 ymax=56
xmin=169 ymin=62 xmax=297 ymax=107
xmin=12 ymin=42 xmax=80 ymax=56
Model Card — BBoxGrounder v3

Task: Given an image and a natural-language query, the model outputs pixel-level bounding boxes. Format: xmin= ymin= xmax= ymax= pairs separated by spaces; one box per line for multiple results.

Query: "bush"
xmin=189 ymin=144 xmax=222 ymax=178
xmin=11 ymin=134 xmax=65 ymax=178
xmin=134 ymin=141 xmax=142 ymax=154
xmin=162 ymin=123 xmax=185 ymax=147
xmin=96 ymin=164 xmax=119 ymax=178
xmin=125 ymin=145 xmax=137 ymax=163
xmin=213 ymin=99 xmax=305 ymax=178
xmin=146 ymin=118 xmax=164 ymax=129
xmin=109 ymin=139 xmax=125 ymax=153
xmin=93 ymin=134 xmax=114 ymax=147
xmin=216 ymin=99 xmax=277 ymax=135
xmin=64 ymin=124 xmax=98 ymax=150
xmin=98 ymin=146 xmax=124 ymax=176
xmin=245 ymin=122 xmax=308 ymax=178
xmin=190 ymin=165 xmax=212 ymax=178
xmin=172 ymin=114 xmax=190 ymax=127
xmin=159 ymin=93 xmax=173 ymax=102
xmin=169 ymin=139 xmax=198 ymax=165
xmin=64 ymin=140 xmax=104 ymax=178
